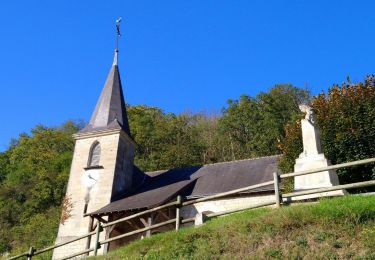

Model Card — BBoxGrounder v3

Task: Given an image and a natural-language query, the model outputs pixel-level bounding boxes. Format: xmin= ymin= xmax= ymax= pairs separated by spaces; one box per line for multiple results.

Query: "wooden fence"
xmin=7 ymin=157 xmax=375 ymax=260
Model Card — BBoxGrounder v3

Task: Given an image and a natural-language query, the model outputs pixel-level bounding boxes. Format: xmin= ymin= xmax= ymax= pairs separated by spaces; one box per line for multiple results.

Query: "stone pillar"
xmin=294 ymin=105 xmax=345 ymax=199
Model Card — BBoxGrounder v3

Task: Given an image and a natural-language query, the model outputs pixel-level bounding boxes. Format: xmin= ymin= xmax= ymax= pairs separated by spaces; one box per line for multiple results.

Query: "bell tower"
xmin=53 ymin=19 xmax=135 ymax=259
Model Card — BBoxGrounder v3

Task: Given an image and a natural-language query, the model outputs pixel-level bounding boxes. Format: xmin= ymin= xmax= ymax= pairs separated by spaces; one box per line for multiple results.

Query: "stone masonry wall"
xmin=53 ymin=133 xmax=121 ymax=259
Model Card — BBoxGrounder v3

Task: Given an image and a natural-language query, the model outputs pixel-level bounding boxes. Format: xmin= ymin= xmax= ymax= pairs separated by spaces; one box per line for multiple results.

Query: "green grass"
xmin=93 ymin=195 xmax=375 ymax=259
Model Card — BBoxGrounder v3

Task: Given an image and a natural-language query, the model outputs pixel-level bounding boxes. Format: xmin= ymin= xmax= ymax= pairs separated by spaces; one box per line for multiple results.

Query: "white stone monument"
xmin=294 ymin=105 xmax=345 ymax=198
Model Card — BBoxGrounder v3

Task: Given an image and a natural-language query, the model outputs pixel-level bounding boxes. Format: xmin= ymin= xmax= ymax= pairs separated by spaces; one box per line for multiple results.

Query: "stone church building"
xmin=51 ymin=47 xmax=278 ymax=258
xmin=53 ymin=41 xmax=340 ymax=258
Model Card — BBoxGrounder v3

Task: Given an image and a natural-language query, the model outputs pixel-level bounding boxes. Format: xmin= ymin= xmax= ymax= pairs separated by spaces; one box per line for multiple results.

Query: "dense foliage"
xmin=129 ymin=84 xmax=310 ymax=171
xmin=127 ymin=106 xmax=207 ymax=170
xmin=279 ymin=76 xmax=375 ymax=187
xmin=0 ymin=121 xmax=81 ymax=254
xmin=219 ymin=84 xmax=310 ymax=160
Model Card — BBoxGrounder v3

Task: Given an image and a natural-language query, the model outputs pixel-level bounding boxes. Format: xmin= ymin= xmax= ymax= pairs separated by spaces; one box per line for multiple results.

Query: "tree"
xmin=0 ymin=120 xmax=81 ymax=253
xmin=190 ymin=113 xmax=225 ymax=164
xmin=128 ymin=105 xmax=207 ymax=171
xmin=127 ymin=105 xmax=167 ymax=171
xmin=0 ymin=151 xmax=10 ymax=184
xmin=219 ymin=84 xmax=310 ymax=160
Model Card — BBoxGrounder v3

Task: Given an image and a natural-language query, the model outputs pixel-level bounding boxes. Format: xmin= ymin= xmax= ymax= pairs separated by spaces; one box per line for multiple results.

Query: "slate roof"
xmin=89 ymin=155 xmax=280 ymax=216
xmin=79 ymin=51 xmax=131 ymax=136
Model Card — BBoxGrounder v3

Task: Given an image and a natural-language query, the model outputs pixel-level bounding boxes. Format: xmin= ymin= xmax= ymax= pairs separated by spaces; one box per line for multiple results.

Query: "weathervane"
xmin=115 ymin=17 xmax=122 ymax=51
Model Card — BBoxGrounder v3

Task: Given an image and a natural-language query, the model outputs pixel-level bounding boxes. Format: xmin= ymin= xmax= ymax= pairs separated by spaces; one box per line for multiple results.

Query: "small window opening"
xmin=88 ymin=142 xmax=101 ymax=167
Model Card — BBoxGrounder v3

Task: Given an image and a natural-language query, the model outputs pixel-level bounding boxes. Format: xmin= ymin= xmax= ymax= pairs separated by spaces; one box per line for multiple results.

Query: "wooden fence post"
xmin=175 ymin=195 xmax=182 ymax=231
xmin=146 ymin=215 xmax=152 ymax=237
xmin=27 ymin=246 xmax=34 ymax=260
xmin=273 ymin=171 xmax=281 ymax=208
xmin=85 ymin=216 xmax=94 ymax=256
xmin=93 ymin=221 xmax=102 ymax=256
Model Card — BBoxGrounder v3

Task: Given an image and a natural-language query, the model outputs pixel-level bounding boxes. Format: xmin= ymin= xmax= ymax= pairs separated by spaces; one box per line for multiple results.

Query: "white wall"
xmin=181 ymin=194 xmax=275 ymax=223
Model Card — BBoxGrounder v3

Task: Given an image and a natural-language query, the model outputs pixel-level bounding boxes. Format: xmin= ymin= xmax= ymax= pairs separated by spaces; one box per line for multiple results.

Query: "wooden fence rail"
xmin=283 ymin=180 xmax=375 ymax=198
xmin=34 ymin=230 xmax=97 ymax=256
xmin=7 ymin=252 xmax=28 ymax=260
xmin=7 ymin=157 xmax=375 ymax=260
xmin=101 ymin=200 xmax=179 ymax=228
xmin=182 ymin=180 xmax=275 ymax=206
xmin=100 ymin=218 xmax=177 ymax=245
xmin=59 ymin=248 xmax=94 ymax=260
xmin=280 ymin=157 xmax=375 ymax=179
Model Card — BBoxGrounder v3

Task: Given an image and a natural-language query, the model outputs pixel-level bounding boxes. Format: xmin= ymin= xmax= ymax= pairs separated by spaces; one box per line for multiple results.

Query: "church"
xmin=52 ymin=43 xmax=280 ymax=258
xmin=52 ymin=26 xmax=341 ymax=259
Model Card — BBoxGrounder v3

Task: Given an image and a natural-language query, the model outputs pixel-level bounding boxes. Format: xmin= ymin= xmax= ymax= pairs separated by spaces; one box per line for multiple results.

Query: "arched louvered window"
xmin=88 ymin=142 xmax=101 ymax=167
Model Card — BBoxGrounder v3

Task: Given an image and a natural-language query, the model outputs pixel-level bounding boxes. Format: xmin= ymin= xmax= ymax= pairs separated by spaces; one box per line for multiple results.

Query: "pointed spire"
xmin=79 ymin=51 xmax=131 ymax=136
xmin=79 ymin=19 xmax=131 ymax=137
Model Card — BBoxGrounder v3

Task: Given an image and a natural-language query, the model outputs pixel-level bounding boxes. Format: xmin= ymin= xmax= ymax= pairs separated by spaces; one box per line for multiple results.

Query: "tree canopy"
xmin=219 ymin=84 xmax=310 ymax=160
xmin=0 ymin=121 xmax=81 ymax=254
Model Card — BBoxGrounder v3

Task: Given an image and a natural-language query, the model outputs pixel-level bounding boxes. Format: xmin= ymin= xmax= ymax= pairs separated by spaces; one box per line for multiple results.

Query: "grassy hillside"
xmin=94 ymin=196 xmax=375 ymax=259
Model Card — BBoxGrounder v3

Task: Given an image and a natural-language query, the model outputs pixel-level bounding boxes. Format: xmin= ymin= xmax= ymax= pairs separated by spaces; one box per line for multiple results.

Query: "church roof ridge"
xmin=198 ymin=154 xmax=282 ymax=167
xmin=145 ymin=154 xmax=282 ymax=175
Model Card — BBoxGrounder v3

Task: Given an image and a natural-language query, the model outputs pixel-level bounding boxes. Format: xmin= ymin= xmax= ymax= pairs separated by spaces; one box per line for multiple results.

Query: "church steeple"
xmin=79 ymin=18 xmax=131 ymax=137
xmin=54 ymin=19 xmax=135 ymax=259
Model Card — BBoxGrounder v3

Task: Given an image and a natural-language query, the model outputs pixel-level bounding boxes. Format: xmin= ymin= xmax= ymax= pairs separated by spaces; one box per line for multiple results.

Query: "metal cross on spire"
xmin=115 ymin=17 xmax=122 ymax=52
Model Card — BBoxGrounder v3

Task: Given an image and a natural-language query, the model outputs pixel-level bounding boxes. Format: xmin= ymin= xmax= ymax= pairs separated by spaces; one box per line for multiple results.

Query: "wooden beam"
xmin=280 ymin=157 xmax=375 ymax=179
xmin=139 ymin=217 xmax=148 ymax=227
xmin=100 ymin=200 xmax=178 ymax=228
xmin=151 ymin=212 xmax=158 ymax=221
xmin=146 ymin=216 xmax=152 ymax=237
xmin=103 ymin=224 xmax=116 ymax=254
xmin=182 ymin=181 xmax=274 ymax=206
xmin=282 ymin=180 xmax=375 ymax=198
xmin=92 ymin=221 xmax=97 ymax=231
xmin=100 ymin=219 xmax=176 ymax=245
xmin=95 ymin=215 xmax=108 ymax=224
xmin=126 ymin=220 xmax=141 ymax=230
xmin=273 ymin=172 xmax=281 ymax=208
xmin=157 ymin=210 xmax=169 ymax=220
xmin=140 ymin=215 xmax=153 ymax=237
xmin=93 ymin=222 xmax=102 ymax=256
xmin=175 ymin=196 xmax=182 ymax=231
xmin=85 ymin=216 xmax=94 ymax=256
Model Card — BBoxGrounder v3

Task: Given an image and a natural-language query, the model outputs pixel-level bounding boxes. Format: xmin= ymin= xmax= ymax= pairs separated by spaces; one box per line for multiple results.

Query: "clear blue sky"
xmin=0 ymin=1 xmax=374 ymax=151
